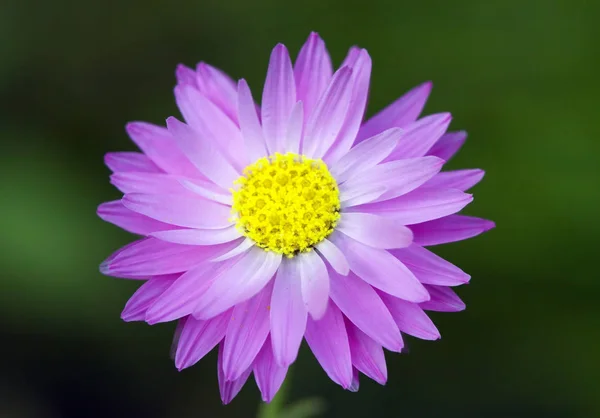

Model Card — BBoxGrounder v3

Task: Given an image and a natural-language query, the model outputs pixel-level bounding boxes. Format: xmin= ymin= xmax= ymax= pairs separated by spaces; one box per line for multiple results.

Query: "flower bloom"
xmin=98 ymin=32 xmax=494 ymax=404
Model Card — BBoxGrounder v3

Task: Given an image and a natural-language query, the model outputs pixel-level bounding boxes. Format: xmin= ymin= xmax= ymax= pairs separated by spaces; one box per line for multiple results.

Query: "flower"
xmin=98 ymin=32 xmax=494 ymax=404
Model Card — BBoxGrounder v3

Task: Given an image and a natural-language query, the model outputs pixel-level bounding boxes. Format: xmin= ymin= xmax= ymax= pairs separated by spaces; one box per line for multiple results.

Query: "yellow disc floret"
xmin=231 ymin=153 xmax=341 ymax=257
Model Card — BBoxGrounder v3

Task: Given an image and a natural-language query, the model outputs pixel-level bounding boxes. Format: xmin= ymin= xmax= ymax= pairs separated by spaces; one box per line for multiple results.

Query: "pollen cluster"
xmin=231 ymin=153 xmax=341 ymax=257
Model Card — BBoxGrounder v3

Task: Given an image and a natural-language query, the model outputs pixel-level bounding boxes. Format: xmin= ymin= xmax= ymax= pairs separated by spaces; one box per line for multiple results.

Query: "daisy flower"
xmin=98 ymin=32 xmax=494 ymax=404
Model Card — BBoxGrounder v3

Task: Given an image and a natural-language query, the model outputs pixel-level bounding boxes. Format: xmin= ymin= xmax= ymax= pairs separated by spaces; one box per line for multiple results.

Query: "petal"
xmin=339 ymin=185 xmax=387 ymax=208
xmin=349 ymin=187 xmax=473 ymax=225
xmin=126 ymin=122 xmax=200 ymax=177
xmin=270 ymin=259 xmax=307 ymax=367
xmin=97 ymin=200 xmax=174 ymax=235
xmin=195 ymin=62 xmax=239 ymax=123
xmin=254 ymin=336 xmax=289 ymax=403
xmin=357 ymin=81 xmax=432 ymax=142
xmin=122 ymin=193 xmax=231 ymax=229
xmin=329 ymin=128 xmax=403 ymax=184
xmin=302 ymin=66 xmax=353 ymax=159
xmin=305 ymin=303 xmax=353 ymax=389
xmin=193 ymin=248 xmax=282 ymax=319
xmin=284 ymin=101 xmax=304 ymax=153
xmin=210 ymin=237 xmax=255 ymax=262
xmin=179 ymin=178 xmax=233 ymax=205
xmin=329 ymin=233 xmax=429 ymax=303
xmin=121 ymin=275 xmax=179 ymax=321
xmin=349 ymin=368 xmax=360 ymax=392
xmin=315 ymin=238 xmax=349 ymax=276
xmin=175 ymin=64 xmax=198 ymax=88
xmin=175 ymin=309 xmax=232 ymax=370
xmin=337 ymin=212 xmax=413 ymax=249
xmin=410 ymin=215 xmax=495 ymax=246
xmin=294 ymin=32 xmax=333 ymax=120
xmin=390 ymin=244 xmax=470 ymax=286
xmin=166 ymin=116 xmax=239 ymax=190
xmin=104 ymin=152 xmax=160 ymax=173
xmin=329 ymin=270 xmax=403 ymax=352
xmin=379 ymin=292 xmax=441 ymax=340
xmin=425 ymin=169 xmax=485 ymax=192
xmin=223 ymin=281 xmax=273 ymax=380
xmin=427 ymin=131 xmax=467 ymax=162
xmin=110 ymin=172 xmax=191 ymax=195
xmin=262 ymin=44 xmax=296 ymax=154
xmin=346 ymin=320 xmax=387 ymax=385
xmin=420 ymin=285 xmax=466 ymax=312
xmin=218 ymin=344 xmax=252 ymax=405
xmin=151 ymin=226 xmax=241 ymax=245
xmin=237 ymin=79 xmax=268 ymax=162
xmin=385 ymin=113 xmax=451 ymax=160
xmin=298 ymin=251 xmax=330 ymax=320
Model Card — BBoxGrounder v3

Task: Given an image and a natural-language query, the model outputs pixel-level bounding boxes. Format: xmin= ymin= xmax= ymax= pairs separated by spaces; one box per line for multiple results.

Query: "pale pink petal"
xmin=237 ymin=79 xmax=268 ymax=162
xmin=337 ymin=213 xmax=413 ymax=249
xmin=357 ymin=81 xmax=432 ymax=142
xmin=339 ymin=186 xmax=387 ymax=208
xmin=175 ymin=64 xmax=198 ymax=88
xmin=210 ymin=238 xmax=255 ymax=262
xmin=302 ymin=66 xmax=353 ymax=159
xmin=305 ymin=303 xmax=353 ymax=389
xmin=193 ymin=248 xmax=282 ymax=319
xmin=420 ymin=285 xmax=466 ymax=312
xmin=348 ymin=368 xmax=360 ymax=392
xmin=379 ymin=292 xmax=441 ymax=340
xmin=390 ymin=244 xmax=470 ymax=286
xmin=254 ymin=336 xmax=289 ymax=403
xmin=329 ymin=233 xmax=429 ymax=303
xmin=346 ymin=320 xmax=388 ymax=385
xmin=196 ymin=62 xmax=239 ymax=123
xmin=97 ymin=200 xmax=174 ymax=235
xmin=151 ymin=226 xmax=240 ymax=245
xmin=284 ymin=101 xmax=304 ymax=153
xmin=427 ymin=131 xmax=467 ymax=161
xmin=223 ymin=281 xmax=273 ymax=380
xmin=179 ymin=178 xmax=233 ymax=205
xmin=110 ymin=172 xmax=192 ymax=195
xmin=262 ymin=44 xmax=296 ymax=154
xmin=329 ymin=270 xmax=402 ymax=352
xmin=410 ymin=215 xmax=495 ymax=246
xmin=218 ymin=344 xmax=252 ymax=405
xmin=294 ymin=32 xmax=333 ymax=120
xmin=315 ymin=238 xmax=349 ymax=276
xmin=104 ymin=152 xmax=160 ymax=173
xmin=425 ymin=169 xmax=485 ymax=192
xmin=386 ymin=113 xmax=451 ymax=160
xmin=121 ymin=275 xmax=179 ymax=321
xmin=270 ymin=258 xmax=307 ymax=367
xmin=175 ymin=309 xmax=232 ymax=370
xmin=298 ymin=251 xmax=330 ymax=320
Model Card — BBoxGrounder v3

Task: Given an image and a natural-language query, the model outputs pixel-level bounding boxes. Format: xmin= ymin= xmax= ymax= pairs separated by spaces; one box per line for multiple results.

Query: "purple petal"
xmin=427 ymin=131 xmax=467 ymax=162
xmin=329 ymin=233 xmax=429 ymax=303
xmin=178 ymin=178 xmax=233 ymax=205
xmin=223 ymin=281 xmax=273 ymax=380
xmin=121 ymin=275 xmax=179 ymax=321
xmin=284 ymin=101 xmax=304 ymax=153
xmin=425 ymin=169 xmax=485 ymax=192
xmin=315 ymin=238 xmax=349 ymax=276
xmin=218 ymin=344 xmax=252 ymax=405
xmin=270 ymin=259 xmax=307 ymax=367
xmin=110 ymin=172 xmax=192 ymax=195
xmin=97 ymin=200 xmax=174 ymax=235
xmin=211 ymin=238 xmax=255 ymax=262
xmin=410 ymin=215 xmax=495 ymax=246
xmin=420 ymin=285 xmax=466 ymax=312
xmin=349 ymin=368 xmax=360 ymax=392
xmin=262 ymin=44 xmax=296 ymax=154
xmin=379 ymin=292 xmax=440 ymax=340
xmin=357 ymin=81 xmax=432 ymax=142
xmin=346 ymin=320 xmax=388 ymax=385
xmin=104 ymin=152 xmax=160 ymax=173
xmin=298 ymin=251 xmax=330 ymax=320
xmin=195 ymin=62 xmax=239 ymax=123
xmin=329 ymin=270 xmax=403 ymax=352
xmin=151 ymin=226 xmax=241 ymax=245
xmin=386 ymin=113 xmax=451 ymax=160
xmin=337 ymin=212 xmax=413 ymax=249
xmin=305 ymin=303 xmax=353 ymax=389
xmin=175 ymin=309 xmax=232 ymax=370
xmin=175 ymin=64 xmax=198 ymax=88
xmin=237 ymin=79 xmax=268 ymax=162
xmin=254 ymin=336 xmax=289 ymax=403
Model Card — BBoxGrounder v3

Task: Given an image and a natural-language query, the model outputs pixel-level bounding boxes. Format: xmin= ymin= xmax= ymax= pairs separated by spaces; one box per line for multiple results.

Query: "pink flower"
xmin=98 ymin=32 xmax=494 ymax=404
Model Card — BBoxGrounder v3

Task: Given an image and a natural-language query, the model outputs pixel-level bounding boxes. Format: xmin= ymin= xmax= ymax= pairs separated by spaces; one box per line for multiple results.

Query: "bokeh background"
xmin=2 ymin=0 xmax=599 ymax=417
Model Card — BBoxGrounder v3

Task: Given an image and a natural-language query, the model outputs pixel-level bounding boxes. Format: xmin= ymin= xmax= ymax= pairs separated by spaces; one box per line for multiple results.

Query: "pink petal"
xmin=193 ymin=248 xmax=282 ymax=319
xmin=175 ymin=64 xmax=198 ymax=88
xmin=349 ymin=368 xmax=360 ymax=392
xmin=305 ymin=303 xmax=353 ymax=389
xmin=151 ymin=226 xmax=240 ymax=245
xmin=121 ymin=275 xmax=179 ymax=321
xmin=179 ymin=178 xmax=233 ymax=205
xmin=217 ymin=344 xmax=252 ymax=405
xmin=425 ymin=169 xmax=485 ymax=192
xmin=104 ymin=152 xmax=160 ymax=173
xmin=175 ymin=309 xmax=232 ymax=370
xmin=298 ymin=251 xmax=330 ymax=320
xmin=294 ymin=32 xmax=333 ymax=121
xmin=284 ymin=101 xmax=304 ymax=153
xmin=254 ymin=336 xmax=289 ymax=403
xmin=262 ymin=44 xmax=296 ymax=154
xmin=302 ymin=66 xmax=353 ymax=159
xmin=337 ymin=212 xmax=413 ymax=249
xmin=390 ymin=244 xmax=470 ymax=286
xmin=110 ymin=172 xmax=192 ymax=195
xmin=410 ymin=215 xmax=495 ymax=246
xmin=122 ymin=193 xmax=231 ymax=229
xmin=97 ymin=200 xmax=174 ymax=235
xmin=329 ymin=270 xmax=403 ymax=352
xmin=339 ymin=186 xmax=387 ymax=208
xmin=222 ymin=281 xmax=273 ymax=380
xmin=427 ymin=131 xmax=467 ymax=162
xmin=195 ymin=62 xmax=239 ymax=123
xmin=237 ymin=79 xmax=268 ymax=162
xmin=166 ymin=116 xmax=239 ymax=190
xmin=385 ymin=113 xmax=451 ymax=160
xmin=379 ymin=292 xmax=440 ymax=340
xmin=357 ymin=81 xmax=432 ymax=142
xmin=329 ymin=233 xmax=429 ymax=303
xmin=420 ymin=285 xmax=466 ymax=312
xmin=211 ymin=238 xmax=255 ymax=262
xmin=315 ymin=238 xmax=349 ymax=276
xmin=346 ymin=320 xmax=388 ymax=385
xmin=270 ymin=259 xmax=307 ymax=367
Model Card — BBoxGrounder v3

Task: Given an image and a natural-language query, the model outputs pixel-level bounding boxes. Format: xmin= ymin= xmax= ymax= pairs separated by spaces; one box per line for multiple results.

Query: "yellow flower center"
xmin=231 ymin=153 xmax=341 ymax=257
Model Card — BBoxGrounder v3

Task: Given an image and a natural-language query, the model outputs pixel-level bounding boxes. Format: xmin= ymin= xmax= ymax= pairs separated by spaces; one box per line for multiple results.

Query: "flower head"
xmin=99 ymin=32 xmax=494 ymax=404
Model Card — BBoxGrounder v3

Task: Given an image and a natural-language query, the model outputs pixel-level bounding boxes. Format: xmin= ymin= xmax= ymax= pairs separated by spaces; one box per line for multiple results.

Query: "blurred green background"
xmin=1 ymin=0 xmax=599 ymax=417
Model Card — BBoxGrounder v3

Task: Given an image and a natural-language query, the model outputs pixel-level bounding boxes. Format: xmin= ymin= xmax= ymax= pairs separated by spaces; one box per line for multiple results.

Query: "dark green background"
xmin=1 ymin=0 xmax=598 ymax=417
